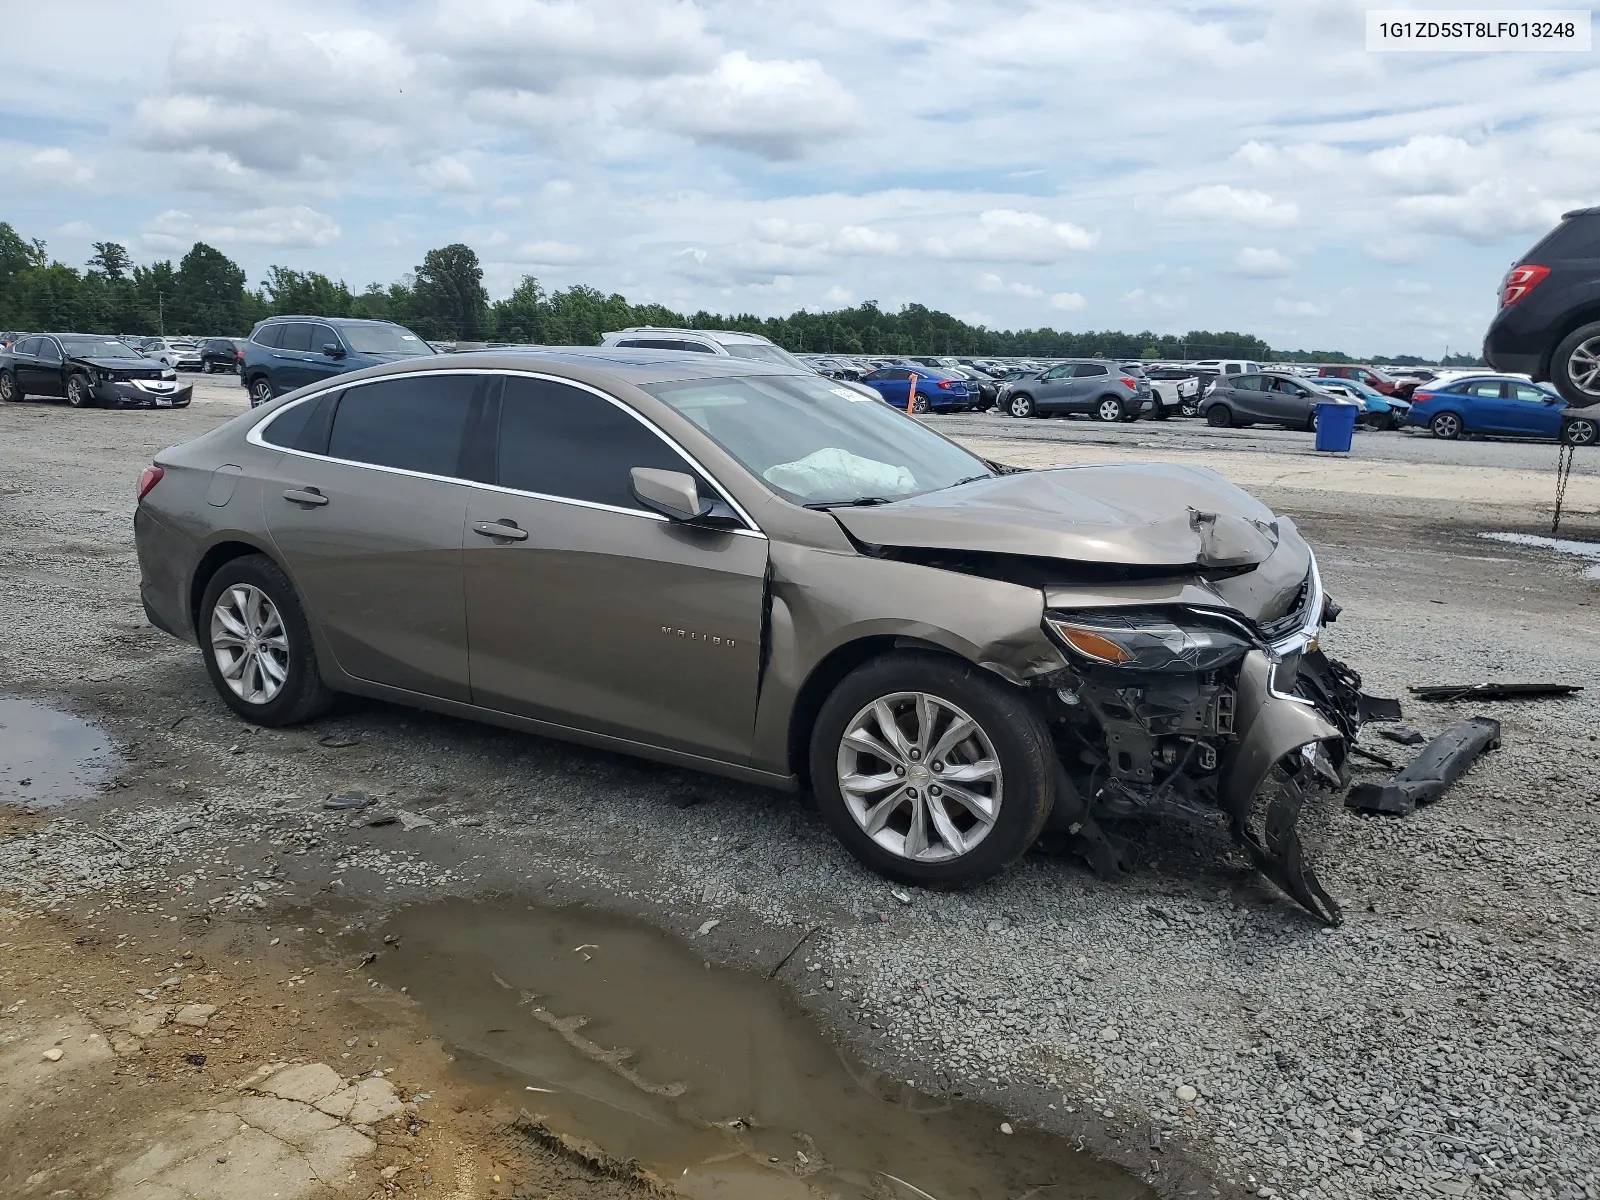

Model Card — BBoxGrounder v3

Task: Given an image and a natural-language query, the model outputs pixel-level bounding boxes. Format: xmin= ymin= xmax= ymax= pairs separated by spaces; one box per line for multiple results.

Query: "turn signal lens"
xmin=137 ymin=464 xmax=164 ymax=502
xmin=1048 ymin=621 xmax=1134 ymax=664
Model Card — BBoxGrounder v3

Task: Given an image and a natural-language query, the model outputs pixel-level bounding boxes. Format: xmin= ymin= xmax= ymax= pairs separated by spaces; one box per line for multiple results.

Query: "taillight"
xmin=1413 ymin=391 xmax=1435 ymax=403
xmin=1119 ymin=375 xmax=1137 ymax=389
xmin=1501 ymin=264 xmax=1549 ymax=307
xmin=137 ymin=464 xmax=164 ymax=502
xmin=937 ymin=379 xmax=954 ymax=390
xmin=235 ymin=350 xmax=244 ymax=362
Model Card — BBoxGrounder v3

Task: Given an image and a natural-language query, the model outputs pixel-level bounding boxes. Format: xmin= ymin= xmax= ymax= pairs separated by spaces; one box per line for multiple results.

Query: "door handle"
xmin=472 ymin=520 xmax=529 ymax=541
xmin=283 ymin=488 xmax=328 ymax=507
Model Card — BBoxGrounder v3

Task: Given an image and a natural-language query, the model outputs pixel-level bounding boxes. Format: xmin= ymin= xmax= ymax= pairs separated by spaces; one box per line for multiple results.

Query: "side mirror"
xmin=322 ymin=343 xmax=346 ymax=358
xmin=631 ymin=467 xmax=712 ymax=522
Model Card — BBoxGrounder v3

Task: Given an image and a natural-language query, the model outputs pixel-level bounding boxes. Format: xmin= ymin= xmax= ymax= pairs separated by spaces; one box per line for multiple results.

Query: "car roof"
xmin=257 ymin=315 xmax=405 ymax=327
xmin=604 ymin=326 xmax=771 ymax=346
xmin=390 ymin=346 xmax=808 ymax=388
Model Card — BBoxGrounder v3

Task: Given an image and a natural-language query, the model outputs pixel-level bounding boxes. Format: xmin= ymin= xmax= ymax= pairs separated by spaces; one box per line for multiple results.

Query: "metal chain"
xmin=1551 ymin=442 xmax=1575 ymax=536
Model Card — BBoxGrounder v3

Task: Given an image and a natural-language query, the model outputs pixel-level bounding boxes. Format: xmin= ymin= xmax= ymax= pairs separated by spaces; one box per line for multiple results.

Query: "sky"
xmin=2 ymin=0 xmax=1597 ymax=357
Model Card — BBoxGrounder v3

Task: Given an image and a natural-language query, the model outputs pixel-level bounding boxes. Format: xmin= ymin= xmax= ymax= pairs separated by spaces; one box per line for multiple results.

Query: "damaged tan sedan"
xmin=134 ymin=351 xmax=1393 ymax=923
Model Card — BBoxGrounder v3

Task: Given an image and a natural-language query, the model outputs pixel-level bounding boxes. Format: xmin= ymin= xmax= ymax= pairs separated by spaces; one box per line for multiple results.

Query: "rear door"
xmin=11 ymin=337 xmax=45 ymax=393
xmin=260 ymin=373 xmax=484 ymax=701
xmin=1226 ymin=374 xmax=1266 ymax=420
xmin=462 ymin=373 xmax=767 ymax=761
xmin=1454 ymin=379 xmax=1508 ymax=431
xmin=1069 ymin=363 xmax=1112 ymax=411
xmin=31 ymin=336 xmax=66 ymax=397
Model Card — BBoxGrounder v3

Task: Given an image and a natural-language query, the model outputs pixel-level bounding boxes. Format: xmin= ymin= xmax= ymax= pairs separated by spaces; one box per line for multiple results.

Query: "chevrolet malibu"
xmin=134 ymin=351 xmax=1391 ymax=923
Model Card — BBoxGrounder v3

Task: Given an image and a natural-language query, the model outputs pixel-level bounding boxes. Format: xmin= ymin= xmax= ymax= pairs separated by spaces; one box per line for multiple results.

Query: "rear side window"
xmin=1224 ymin=363 xmax=1242 ymax=375
xmin=327 ymin=375 xmax=478 ymax=477
xmin=1234 ymin=375 xmax=1264 ymax=391
xmin=1074 ymin=364 xmax=1109 ymax=377
xmin=252 ymin=325 xmax=283 ymax=349
xmin=1458 ymin=381 xmax=1504 ymax=398
xmin=262 ymin=390 xmax=341 ymax=452
xmin=278 ymin=323 xmax=314 ymax=353
xmin=495 ymin=375 xmax=697 ymax=511
xmin=617 ymin=338 xmax=711 ymax=352
xmin=1528 ymin=213 xmax=1600 ymax=260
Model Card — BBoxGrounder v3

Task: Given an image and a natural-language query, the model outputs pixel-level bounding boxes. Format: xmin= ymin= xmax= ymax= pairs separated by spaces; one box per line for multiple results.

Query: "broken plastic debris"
xmin=1410 ymin=682 xmax=1582 ymax=702
xmin=696 ymin=919 xmax=721 ymax=936
xmin=1345 ymin=717 xmax=1502 ymax=817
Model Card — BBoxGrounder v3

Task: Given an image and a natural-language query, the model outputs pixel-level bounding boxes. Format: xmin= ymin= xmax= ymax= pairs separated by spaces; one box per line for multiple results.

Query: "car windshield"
xmin=341 ymin=324 xmax=434 ymax=355
xmin=720 ymin=341 xmax=812 ymax=371
xmin=643 ymin=373 xmax=995 ymax=507
xmin=57 ymin=337 xmax=144 ymax=359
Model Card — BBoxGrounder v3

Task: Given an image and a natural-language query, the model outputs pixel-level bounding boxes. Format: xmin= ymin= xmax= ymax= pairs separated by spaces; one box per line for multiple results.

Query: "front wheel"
xmin=66 ymin=374 xmax=95 ymax=408
xmin=1430 ymin=411 xmax=1462 ymax=440
xmin=248 ymin=377 xmax=276 ymax=408
xmin=1550 ymin=320 xmax=1600 ymax=406
xmin=1007 ymin=393 xmax=1036 ymax=419
xmin=1365 ymin=411 xmax=1395 ymax=431
xmin=1562 ymin=416 xmax=1597 ymax=446
xmin=199 ymin=555 xmax=334 ymax=727
xmin=0 ymin=371 xmax=20 ymax=403
xmin=1095 ymin=396 xmax=1125 ymax=423
xmin=809 ymin=652 xmax=1055 ymax=888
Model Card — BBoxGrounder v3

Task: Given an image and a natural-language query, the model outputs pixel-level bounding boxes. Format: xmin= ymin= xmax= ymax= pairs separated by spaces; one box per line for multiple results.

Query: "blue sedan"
xmin=858 ymin=365 xmax=975 ymax=413
xmin=1406 ymin=375 xmax=1567 ymax=440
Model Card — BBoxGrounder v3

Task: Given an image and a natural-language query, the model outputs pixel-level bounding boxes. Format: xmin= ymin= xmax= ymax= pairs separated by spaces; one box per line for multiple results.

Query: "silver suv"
xmin=601 ymin=327 xmax=810 ymax=370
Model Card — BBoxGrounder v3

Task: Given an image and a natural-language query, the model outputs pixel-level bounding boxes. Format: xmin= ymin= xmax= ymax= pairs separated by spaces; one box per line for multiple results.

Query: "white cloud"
xmin=924 ymin=209 xmax=1096 ymax=264
xmin=21 ymin=147 xmax=95 ymax=188
xmin=1232 ymin=246 xmax=1294 ymax=277
xmin=978 ymin=272 xmax=1043 ymax=298
xmin=141 ymin=206 xmax=341 ymax=250
xmin=1231 ymin=140 xmax=1342 ymax=171
xmin=831 ymin=225 xmax=901 ymax=255
xmin=1166 ymin=185 xmax=1299 ymax=228
xmin=1050 ymin=291 xmax=1087 ymax=311
xmin=1395 ymin=180 xmax=1564 ymax=242
xmin=643 ymin=52 xmax=861 ymax=159
xmin=751 ymin=218 xmax=828 ymax=248
xmin=507 ymin=240 xmax=586 ymax=264
xmin=1366 ymin=135 xmax=1492 ymax=194
xmin=417 ymin=156 xmax=477 ymax=193
xmin=822 ymin=285 xmax=853 ymax=306
xmin=1273 ymin=298 xmax=1329 ymax=317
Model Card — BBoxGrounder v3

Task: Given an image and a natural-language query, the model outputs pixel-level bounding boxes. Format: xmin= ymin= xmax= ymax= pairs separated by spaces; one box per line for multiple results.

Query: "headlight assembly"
xmin=162 ymin=369 xmax=177 ymax=380
xmin=1045 ymin=611 xmax=1255 ymax=673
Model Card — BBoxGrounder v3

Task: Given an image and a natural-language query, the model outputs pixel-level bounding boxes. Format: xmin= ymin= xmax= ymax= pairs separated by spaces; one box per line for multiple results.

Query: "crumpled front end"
xmin=1036 ymin=548 xmax=1396 ymax=925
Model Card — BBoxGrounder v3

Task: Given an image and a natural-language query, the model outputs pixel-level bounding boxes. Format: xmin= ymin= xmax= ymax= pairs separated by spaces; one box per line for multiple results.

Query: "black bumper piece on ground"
xmin=1345 ymin=717 xmax=1502 ymax=817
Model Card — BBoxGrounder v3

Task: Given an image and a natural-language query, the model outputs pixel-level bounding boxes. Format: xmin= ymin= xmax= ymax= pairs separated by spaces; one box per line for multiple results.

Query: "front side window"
xmin=37 ymin=339 xmax=61 ymax=364
xmin=644 ymin=373 xmax=994 ymax=507
xmin=496 ymin=376 xmax=698 ymax=510
xmin=326 ymin=375 xmax=478 ymax=476
xmin=314 ymin=325 xmax=343 ymax=353
xmin=1511 ymin=382 xmax=1549 ymax=402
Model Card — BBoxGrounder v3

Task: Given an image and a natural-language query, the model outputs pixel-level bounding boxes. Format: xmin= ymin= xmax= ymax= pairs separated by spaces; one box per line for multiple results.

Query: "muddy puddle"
xmin=368 ymin=900 xmax=1150 ymax=1200
xmin=0 ymin=696 xmax=118 ymax=809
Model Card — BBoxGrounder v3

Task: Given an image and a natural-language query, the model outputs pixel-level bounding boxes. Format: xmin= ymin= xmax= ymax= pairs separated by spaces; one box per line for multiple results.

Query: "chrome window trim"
xmin=244 ymin=367 xmax=767 ymax=539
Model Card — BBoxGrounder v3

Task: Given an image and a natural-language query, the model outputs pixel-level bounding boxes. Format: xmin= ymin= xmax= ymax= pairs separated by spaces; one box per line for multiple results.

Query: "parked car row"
xmin=0 ymin=333 xmax=191 ymax=408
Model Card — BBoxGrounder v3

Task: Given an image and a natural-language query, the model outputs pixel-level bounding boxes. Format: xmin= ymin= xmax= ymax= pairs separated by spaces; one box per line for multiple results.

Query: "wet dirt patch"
xmin=368 ymin=899 xmax=1152 ymax=1200
xmin=0 ymin=696 xmax=118 ymax=809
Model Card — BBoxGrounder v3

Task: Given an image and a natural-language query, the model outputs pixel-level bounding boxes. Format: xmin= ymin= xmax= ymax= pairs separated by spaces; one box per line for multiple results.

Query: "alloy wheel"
xmin=67 ymin=377 xmax=90 ymax=408
xmin=1008 ymin=395 xmax=1033 ymax=418
xmin=1431 ymin=412 xmax=1461 ymax=439
xmin=249 ymin=379 xmax=273 ymax=407
xmin=1569 ymin=336 xmax=1600 ymax=398
xmin=210 ymin=584 xmax=290 ymax=705
xmin=1565 ymin=417 xmax=1598 ymax=447
xmin=1097 ymin=398 xmax=1123 ymax=422
xmin=0 ymin=373 xmax=13 ymax=402
xmin=835 ymin=691 xmax=1003 ymax=863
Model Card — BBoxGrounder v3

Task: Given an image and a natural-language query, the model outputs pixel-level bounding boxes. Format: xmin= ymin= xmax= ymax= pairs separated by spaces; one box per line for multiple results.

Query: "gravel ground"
xmin=2 ymin=378 xmax=1598 ymax=1200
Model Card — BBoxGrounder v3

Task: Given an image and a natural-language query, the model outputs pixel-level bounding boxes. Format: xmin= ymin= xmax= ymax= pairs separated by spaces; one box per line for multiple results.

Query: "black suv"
xmin=1483 ymin=206 xmax=1600 ymax=406
xmin=199 ymin=338 xmax=242 ymax=373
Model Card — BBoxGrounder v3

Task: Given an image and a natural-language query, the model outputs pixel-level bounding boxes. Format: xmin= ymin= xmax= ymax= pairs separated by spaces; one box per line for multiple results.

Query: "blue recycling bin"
xmin=1314 ymin=401 xmax=1357 ymax=452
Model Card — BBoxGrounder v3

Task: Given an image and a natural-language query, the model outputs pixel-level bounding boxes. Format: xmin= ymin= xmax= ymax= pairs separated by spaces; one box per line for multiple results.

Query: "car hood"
xmin=832 ymin=463 xmax=1284 ymax=569
xmin=72 ymin=355 xmax=168 ymax=372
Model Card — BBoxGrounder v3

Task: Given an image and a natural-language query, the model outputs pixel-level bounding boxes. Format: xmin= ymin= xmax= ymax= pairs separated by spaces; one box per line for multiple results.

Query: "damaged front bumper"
xmin=1041 ymin=555 xmax=1398 ymax=926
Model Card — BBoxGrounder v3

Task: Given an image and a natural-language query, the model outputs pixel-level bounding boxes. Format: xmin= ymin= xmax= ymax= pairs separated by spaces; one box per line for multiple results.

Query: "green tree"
xmin=170 ymin=243 xmax=248 ymax=334
xmin=412 ymin=244 xmax=488 ymax=339
xmin=88 ymin=242 xmax=133 ymax=281
xmin=490 ymin=275 xmax=548 ymax=343
xmin=262 ymin=266 xmax=355 ymax=318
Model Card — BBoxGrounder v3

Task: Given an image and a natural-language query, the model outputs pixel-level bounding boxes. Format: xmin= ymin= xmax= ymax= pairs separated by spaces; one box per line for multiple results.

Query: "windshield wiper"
xmin=948 ymin=474 xmax=995 ymax=487
xmin=803 ymin=497 xmax=897 ymax=510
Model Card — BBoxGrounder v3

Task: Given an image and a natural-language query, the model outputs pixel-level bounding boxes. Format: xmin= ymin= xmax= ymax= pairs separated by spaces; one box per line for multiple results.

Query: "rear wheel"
xmin=1551 ymin=321 xmax=1600 ymax=406
xmin=1095 ymin=396 xmax=1125 ymax=423
xmin=199 ymin=555 xmax=334 ymax=727
xmin=809 ymin=652 xmax=1055 ymax=888
xmin=1007 ymin=393 xmax=1036 ymax=419
xmin=1206 ymin=404 xmax=1233 ymax=428
xmin=248 ymin=376 xmax=275 ymax=408
xmin=1430 ymin=411 xmax=1462 ymax=440
xmin=911 ymin=393 xmax=931 ymax=415
xmin=0 ymin=371 xmax=20 ymax=402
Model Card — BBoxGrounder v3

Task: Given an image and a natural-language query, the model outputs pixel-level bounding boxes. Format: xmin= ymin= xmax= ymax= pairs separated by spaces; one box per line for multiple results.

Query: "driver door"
xmin=462 ymin=374 xmax=768 ymax=763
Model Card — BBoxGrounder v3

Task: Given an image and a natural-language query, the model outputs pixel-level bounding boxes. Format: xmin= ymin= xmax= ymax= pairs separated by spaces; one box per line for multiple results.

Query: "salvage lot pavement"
xmin=3 ymin=374 xmax=1599 ymax=1200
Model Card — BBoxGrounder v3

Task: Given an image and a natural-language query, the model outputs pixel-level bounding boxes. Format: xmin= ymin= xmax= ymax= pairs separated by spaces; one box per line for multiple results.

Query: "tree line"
xmin=0 ymin=222 xmax=1479 ymax=365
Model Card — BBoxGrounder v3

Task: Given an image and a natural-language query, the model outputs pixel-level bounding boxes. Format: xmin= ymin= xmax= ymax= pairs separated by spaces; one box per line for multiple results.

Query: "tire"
xmin=1306 ymin=410 xmax=1319 ymax=433
xmin=199 ymin=555 xmax=334 ymax=727
xmin=0 ymin=371 xmax=20 ymax=403
xmin=1151 ymin=402 xmax=1170 ymax=421
xmin=808 ymin=651 xmax=1055 ymax=888
xmin=248 ymin=376 xmax=276 ymax=408
xmin=201 ymin=361 xmax=213 ymax=374
xmin=1205 ymin=404 xmax=1233 ymax=428
xmin=1365 ymin=411 xmax=1395 ymax=431
xmin=911 ymin=393 xmax=931 ymax=415
xmin=1550 ymin=320 xmax=1600 ymax=407
xmin=1430 ymin=411 xmax=1462 ymax=440
xmin=65 ymin=374 xmax=95 ymax=409
xmin=1095 ymin=396 xmax=1125 ymax=423
xmin=1562 ymin=416 xmax=1597 ymax=447
xmin=1007 ymin=392 xmax=1036 ymax=419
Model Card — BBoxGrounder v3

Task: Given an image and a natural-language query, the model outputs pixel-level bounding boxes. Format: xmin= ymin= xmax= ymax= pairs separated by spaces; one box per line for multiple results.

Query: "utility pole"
xmin=157 ymin=292 xmax=165 ymax=336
